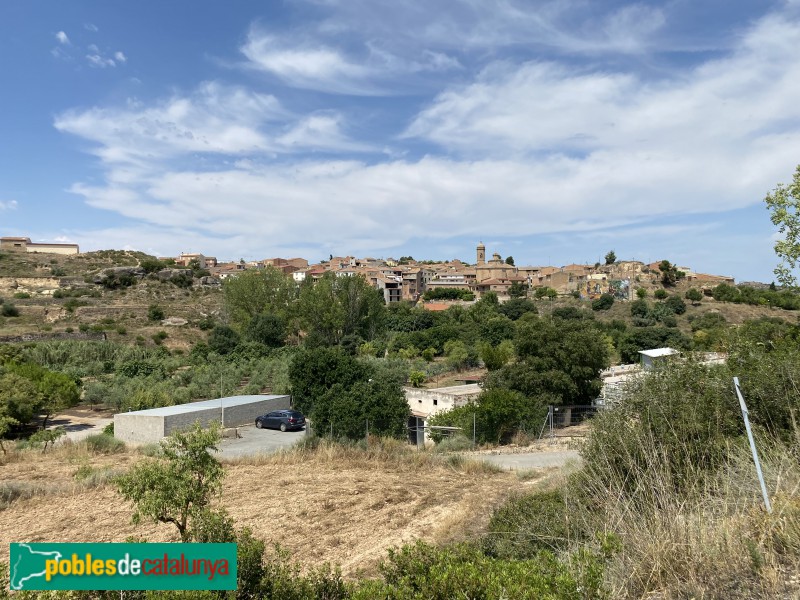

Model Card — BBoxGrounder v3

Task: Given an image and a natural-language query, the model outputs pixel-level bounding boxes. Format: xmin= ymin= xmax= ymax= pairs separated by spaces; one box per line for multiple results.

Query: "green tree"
xmin=480 ymin=339 xmax=515 ymax=371
xmin=116 ymin=422 xmax=224 ymax=542
xmin=297 ymin=272 xmax=386 ymax=345
xmin=685 ymin=288 xmax=703 ymax=305
xmin=636 ymin=288 xmax=647 ymax=299
xmin=0 ymin=372 xmax=40 ymax=425
xmin=653 ymin=289 xmax=667 ymax=300
xmin=604 ymin=250 xmax=616 ymax=265
xmin=505 ymin=256 xmax=515 ymax=266
xmin=498 ymin=297 xmax=537 ymax=320
xmin=0 ymin=411 xmax=19 ymax=454
xmin=208 ymin=325 xmax=240 ymax=355
xmin=245 ymin=313 xmax=286 ymax=348
xmin=765 ymin=164 xmax=800 ymax=286
xmin=658 ymin=260 xmax=685 ymax=287
xmin=289 ymin=347 xmax=372 ymax=414
xmin=507 ymin=280 xmax=527 ymax=298
xmin=664 ymin=295 xmax=687 ymax=315
xmin=488 ymin=316 xmax=609 ymax=405
xmin=223 ymin=267 xmax=296 ymax=329
xmin=534 ymin=287 xmax=557 ymax=300
xmin=314 ymin=379 xmax=410 ymax=440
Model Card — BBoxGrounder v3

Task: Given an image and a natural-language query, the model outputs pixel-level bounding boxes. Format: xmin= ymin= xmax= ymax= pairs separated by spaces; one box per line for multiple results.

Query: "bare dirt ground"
xmin=0 ymin=443 xmax=531 ymax=577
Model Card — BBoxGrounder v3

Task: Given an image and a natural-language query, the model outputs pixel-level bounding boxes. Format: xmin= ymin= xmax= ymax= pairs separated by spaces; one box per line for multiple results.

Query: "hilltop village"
xmin=161 ymin=242 xmax=735 ymax=304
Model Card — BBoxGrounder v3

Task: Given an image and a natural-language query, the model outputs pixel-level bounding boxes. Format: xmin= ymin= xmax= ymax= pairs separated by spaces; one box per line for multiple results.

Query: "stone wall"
xmin=0 ymin=331 xmax=107 ymax=343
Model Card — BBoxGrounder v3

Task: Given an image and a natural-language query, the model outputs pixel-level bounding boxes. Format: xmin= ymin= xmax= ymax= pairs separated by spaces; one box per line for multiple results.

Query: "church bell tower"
xmin=477 ymin=241 xmax=486 ymax=265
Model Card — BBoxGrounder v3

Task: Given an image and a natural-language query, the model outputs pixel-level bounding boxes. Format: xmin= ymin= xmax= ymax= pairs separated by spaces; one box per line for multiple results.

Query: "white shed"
xmin=638 ymin=348 xmax=680 ymax=370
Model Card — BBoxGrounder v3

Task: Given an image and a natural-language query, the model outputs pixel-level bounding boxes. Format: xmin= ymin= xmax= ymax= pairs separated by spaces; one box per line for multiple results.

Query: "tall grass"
xmin=565 ymin=358 xmax=800 ymax=599
xmin=221 ymin=436 xmax=503 ymax=475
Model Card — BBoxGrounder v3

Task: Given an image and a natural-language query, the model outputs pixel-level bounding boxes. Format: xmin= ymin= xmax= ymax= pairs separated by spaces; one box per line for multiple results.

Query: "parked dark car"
xmin=255 ymin=410 xmax=306 ymax=432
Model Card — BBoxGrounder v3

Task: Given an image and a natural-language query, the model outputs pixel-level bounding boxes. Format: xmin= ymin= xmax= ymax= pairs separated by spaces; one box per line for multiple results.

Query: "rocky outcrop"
xmin=93 ymin=266 xmax=146 ymax=285
xmin=0 ymin=277 xmax=62 ymax=292
xmin=198 ymin=275 xmax=221 ymax=287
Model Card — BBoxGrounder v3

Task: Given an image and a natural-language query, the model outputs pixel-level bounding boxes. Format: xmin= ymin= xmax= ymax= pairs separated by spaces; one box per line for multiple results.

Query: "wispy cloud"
xmin=0 ymin=199 xmax=18 ymax=211
xmin=86 ymin=54 xmax=116 ymax=68
xmin=114 ymin=51 xmax=127 ymax=63
xmin=55 ymin=31 xmax=70 ymax=45
xmin=54 ymin=81 xmax=367 ymax=167
xmin=84 ymin=23 xmax=99 ymax=32
xmin=55 ymin=6 xmax=800 ymax=273
xmin=240 ymin=26 xmax=462 ymax=95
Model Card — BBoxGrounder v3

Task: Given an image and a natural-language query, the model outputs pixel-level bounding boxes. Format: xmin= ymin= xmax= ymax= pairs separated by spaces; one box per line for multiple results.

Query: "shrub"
xmin=653 ymin=289 xmax=667 ymax=300
xmin=152 ymin=331 xmax=168 ymax=345
xmin=591 ymin=293 xmax=615 ymax=311
xmin=197 ymin=316 xmax=215 ymax=330
xmin=484 ymin=489 xmax=576 ymax=557
xmin=409 ymin=370 xmax=426 ymax=387
xmin=664 ymin=295 xmax=687 ymax=315
xmin=147 ymin=304 xmax=165 ymax=322
xmin=1 ymin=303 xmax=19 ymax=317
xmin=13 ymin=292 xmax=30 ymax=299
xmin=63 ymin=298 xmax=89 ymax=313
xmin=85 ymin=433 xmax=125 ymax=454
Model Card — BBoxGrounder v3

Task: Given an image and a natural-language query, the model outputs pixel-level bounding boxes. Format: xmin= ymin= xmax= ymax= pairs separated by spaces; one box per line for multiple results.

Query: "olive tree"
xmin=765 ymin=164 xmax=800 ymax=287
xmin=116 ymin=421 xmax=224 ymax=542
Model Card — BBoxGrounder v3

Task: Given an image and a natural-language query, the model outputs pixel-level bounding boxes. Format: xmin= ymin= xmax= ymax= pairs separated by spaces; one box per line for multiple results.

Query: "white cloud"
xmin=114 ymin=51 xmax=127 ymax=63
xmin=0 ymin=199 xmax=18 ymax=211
xmin=54 ymin=81 xmax=366 ymax=166
xmin=405 ymin=12 xmax=800 ymax=174
xmin=241 ymin=31 xmax=378 ymax=94
xmin=240 ymin=27 xmax=463 ymax=94
xmin=56 ymin=8 xmax=800 ymax=271
xmin=291 ymin=0 xmax=671 ymax=57
xmin=84 ymin=23 xmax=99 ymax=32
xmin=86 ymin=54 xmax=116 ymax=68
xmin=55 ymin=31 xmax=70 ymax=45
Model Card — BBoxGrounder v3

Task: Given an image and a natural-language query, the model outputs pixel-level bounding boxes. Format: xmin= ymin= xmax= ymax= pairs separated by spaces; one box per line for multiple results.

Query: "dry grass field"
xmin=0 ymin=440 xmax=531 ymax=577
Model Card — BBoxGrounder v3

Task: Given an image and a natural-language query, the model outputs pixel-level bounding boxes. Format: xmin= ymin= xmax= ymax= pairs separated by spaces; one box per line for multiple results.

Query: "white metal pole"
xmin=733 ymin=377 xmax=772 ymax=513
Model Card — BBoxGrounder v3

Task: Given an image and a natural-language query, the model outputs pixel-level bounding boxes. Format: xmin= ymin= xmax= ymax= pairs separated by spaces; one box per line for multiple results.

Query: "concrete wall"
xmin=114 ymin=395 xmax=291 ymax=445
xmin=218 ymin=395 xmax=290 ymax=429
xmin=26 ymin=244 xmax=79 ymax=255
xmin=404 ymin=385 xmax=481 ymax=419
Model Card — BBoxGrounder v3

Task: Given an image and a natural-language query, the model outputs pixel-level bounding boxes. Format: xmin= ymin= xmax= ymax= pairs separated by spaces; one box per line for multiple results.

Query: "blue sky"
xmin=1 ymin=0 xmax=799 ymax=281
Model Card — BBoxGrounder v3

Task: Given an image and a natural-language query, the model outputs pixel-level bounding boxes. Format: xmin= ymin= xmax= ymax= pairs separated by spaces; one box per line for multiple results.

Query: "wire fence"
xmin=538 ymin=405 xmax=603 ymax=439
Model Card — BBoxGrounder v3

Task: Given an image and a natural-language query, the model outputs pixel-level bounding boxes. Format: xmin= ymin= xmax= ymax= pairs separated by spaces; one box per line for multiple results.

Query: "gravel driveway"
xmin=214 ymin=424 xmax=308 ymax=459
xmin=473 ymin=450 xmax=581 ymax=470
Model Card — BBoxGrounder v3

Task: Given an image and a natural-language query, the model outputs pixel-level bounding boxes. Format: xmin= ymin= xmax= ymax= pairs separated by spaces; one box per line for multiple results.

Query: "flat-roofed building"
xmin=1 ymin=236 xmax=79 ymax=255
xmin=114 ymin=394 xmax=291 ymax=444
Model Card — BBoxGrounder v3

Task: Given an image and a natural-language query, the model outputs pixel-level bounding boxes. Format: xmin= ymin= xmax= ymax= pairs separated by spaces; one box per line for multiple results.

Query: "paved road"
xmin=214 ymin=424 xmax=307 ymax=458
xmin=472 ymin=450 xmax=581 ymax=470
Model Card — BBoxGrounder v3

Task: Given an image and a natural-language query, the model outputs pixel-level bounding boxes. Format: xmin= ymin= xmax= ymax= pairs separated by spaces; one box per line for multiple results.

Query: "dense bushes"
xmin=423 ymin=288 xmax=475 ymax=301
xmin=712 ymin=283 xmax=800 ymax=310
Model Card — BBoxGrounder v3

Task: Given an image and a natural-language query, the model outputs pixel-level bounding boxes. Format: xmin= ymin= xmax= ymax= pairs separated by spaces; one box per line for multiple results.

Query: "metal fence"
xmin=538 ymin=405 xmax=602 ymax=439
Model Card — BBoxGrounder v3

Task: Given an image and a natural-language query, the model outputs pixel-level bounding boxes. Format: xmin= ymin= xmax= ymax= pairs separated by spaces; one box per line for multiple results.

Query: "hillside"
xmin=0 ymin=440 xmax=529 ymax=577
xmin=2 ymin=248 xmax=798 ymax=358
